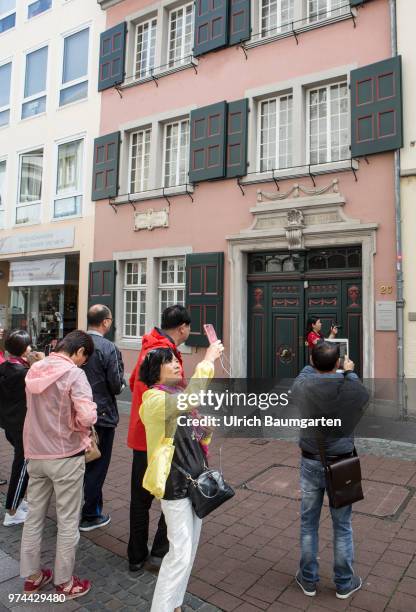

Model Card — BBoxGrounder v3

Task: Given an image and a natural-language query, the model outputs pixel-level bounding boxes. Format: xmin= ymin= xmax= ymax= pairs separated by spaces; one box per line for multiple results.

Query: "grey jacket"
xmin=291 ymin=365 xmax=369 ymax=456
xmin=82 ymin=331 xmax=125 ymax=428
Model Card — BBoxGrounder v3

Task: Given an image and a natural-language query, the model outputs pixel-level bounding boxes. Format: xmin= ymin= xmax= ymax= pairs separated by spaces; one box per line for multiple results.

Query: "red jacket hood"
xmin=140 ymin=328 xmax=178 ymax=352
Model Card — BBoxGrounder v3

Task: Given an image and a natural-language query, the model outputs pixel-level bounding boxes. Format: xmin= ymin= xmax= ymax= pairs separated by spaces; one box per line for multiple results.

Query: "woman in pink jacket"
xmin=20 ymin=330 xmax=97 ymax=601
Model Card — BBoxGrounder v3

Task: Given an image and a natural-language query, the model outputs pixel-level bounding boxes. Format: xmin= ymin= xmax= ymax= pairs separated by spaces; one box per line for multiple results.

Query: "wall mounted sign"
xmin=9 ymin=258 xmax=66 ymax=287
xmin=0 ymin=227 xmax=74 ymax=255
xmin=376 ymin=301 xmax=397 ymax=331
xmin=134 ymin=208 xmax=169 ymax=231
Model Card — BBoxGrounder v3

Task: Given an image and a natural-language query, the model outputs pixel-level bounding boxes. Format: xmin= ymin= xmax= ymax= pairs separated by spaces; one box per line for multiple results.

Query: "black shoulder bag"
xmin=172 ymin=458 xmax=235 ymax=519
xmin=317 ymin=437 xmax=364 ymax=509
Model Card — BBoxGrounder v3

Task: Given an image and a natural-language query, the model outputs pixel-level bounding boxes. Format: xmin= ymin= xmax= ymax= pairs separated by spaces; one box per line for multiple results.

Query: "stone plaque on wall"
xmin=134 ymin=208 xmax=169 ymax=231
xmin=376 ymin=301 xmax=397 ymax=331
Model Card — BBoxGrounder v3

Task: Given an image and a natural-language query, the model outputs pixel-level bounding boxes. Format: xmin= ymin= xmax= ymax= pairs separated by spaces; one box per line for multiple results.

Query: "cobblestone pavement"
xmin=1 ymin=410 xmax=416 ymax=611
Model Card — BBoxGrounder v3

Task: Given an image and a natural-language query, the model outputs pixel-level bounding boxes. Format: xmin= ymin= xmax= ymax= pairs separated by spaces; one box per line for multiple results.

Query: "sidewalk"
xmin=1 ymin=408 xmax=416 ymax=611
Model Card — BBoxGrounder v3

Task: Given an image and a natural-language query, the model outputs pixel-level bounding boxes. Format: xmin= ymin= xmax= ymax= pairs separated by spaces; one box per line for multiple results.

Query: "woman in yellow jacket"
xmin=139 ymin=341 xmax=223 ymax=612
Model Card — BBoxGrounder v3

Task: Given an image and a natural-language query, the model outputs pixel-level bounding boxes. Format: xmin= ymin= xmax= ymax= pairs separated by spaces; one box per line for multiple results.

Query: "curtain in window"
xmin=19 ymin=153 xmax=43 ymax=203
xmin=57 ymin=140 xmax=82 ymax=194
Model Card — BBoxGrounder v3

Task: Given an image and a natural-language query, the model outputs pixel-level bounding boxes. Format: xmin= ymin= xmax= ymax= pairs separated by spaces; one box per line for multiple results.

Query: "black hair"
xmin=87 ymin=304 xmax=112 ymax=327
xmin=311 ymin=341 xmax=340 ymax=372
xmin=161 ymin=305 xmax=191 ymax=330
xmin=55 ymin=330 xmax=95 ymax=358
xmin=139 ymin=348 xmax=175 ymax=387
xmin=5 ymin=330 xmax=31 ymax=357
xmin=305 ymin=317 xmax=323 ymax=338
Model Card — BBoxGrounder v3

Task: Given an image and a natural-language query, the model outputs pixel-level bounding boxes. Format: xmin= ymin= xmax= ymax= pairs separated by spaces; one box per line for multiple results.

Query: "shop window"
xmin=0 ymin=61 xmax=11 ymax=127
xmin=158 ymin=257 xmax=186 ymax=322
xmin=28 ymin=0 xmax=51 ymax=19
xmin=123 ymin=260 xmax=147 ymax=338
xmin=307 ymin=81 xmax=349 ymax=164
xmin=129 ymin=128 xmax=151 ymax=193
xmin=163 ymin=119 xmax=189 ymax=187
xmin=260 ymin=0 xmax=293 ymax=38
xmin=22 ymin=46 xmax=48 ymax=119
xmin=308 ymin=0 xmax=349 ymax=24
xmin=0 ymin=158 xmax=6 ymax=228
xmin=258 ymin=94 xmax=293 ymax=171
xmin=60 ymin=28 xmax=89 ymax=107
xmin=135 ymin=18 xmax=157 ymax=79
xmin=168 ymin=3 xmax=194 ymax=68
xmin=54 ymin=139 xmax=83 ymax=218
xmin=0 ymin=0 xmax=15 ymax=35
xmin=16 ymin=149 xmax=43 ymax=225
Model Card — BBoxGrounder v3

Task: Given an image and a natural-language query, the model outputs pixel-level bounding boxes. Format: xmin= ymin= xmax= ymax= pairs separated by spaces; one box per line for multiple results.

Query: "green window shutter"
xmin=92 ymin=132 xmax=121 ymax=201
xmin=88 ymin=261 xmax=116 ymax=341
xmin=189 ymin=101 xmax=227 ymax=182
xmin=98 ymin=22 xmax=127 ymax=91
xmin=351 ymin=56 xmax=403 ymax=157
xmin=229 ymin=0 xmax=251 ymax=46
xmin=193 ymin=0 xmax=229 ymax=57
xmin=185 ymin=252 xmax=224 ymax=347
xmin=226 ymin=98 xmax=248 ymax=178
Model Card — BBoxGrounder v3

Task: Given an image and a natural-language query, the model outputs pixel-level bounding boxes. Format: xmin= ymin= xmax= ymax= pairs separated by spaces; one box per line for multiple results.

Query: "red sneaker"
xmin=24 ymin=569 xmax=53 ymax=594
xmin=55 ymin=576 xmax=91 ymax=600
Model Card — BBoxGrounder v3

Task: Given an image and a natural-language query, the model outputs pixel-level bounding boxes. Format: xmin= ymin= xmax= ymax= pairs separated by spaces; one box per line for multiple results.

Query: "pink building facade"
xmin=92 ymin=0 xmax=402 ymax=380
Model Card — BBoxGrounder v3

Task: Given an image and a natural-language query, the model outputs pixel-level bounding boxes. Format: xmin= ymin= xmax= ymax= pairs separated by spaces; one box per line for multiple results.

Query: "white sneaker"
xmin=19 ymin=499 xmax=29 ymax=513
xmin=3 ymin=507 xmax=27 ymax=526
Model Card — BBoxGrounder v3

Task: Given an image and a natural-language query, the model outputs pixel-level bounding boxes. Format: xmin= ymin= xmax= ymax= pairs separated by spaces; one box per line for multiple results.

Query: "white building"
xmin=0 ymin=0 xmax=105 ymax=350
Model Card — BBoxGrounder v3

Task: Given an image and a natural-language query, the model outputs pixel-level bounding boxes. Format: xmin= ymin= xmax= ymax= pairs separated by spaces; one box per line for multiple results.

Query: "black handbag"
xmin=172 ymin=461 xmax=235 ymax=519
xmin=318 ymin=440 xmax=364 ymax=509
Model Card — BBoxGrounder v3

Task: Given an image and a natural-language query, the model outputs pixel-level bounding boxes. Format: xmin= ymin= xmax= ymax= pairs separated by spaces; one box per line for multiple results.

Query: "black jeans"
xmin=5 ymin=428 xmax=28 ymax=511
xmin=82 ymin=425 xmax=115 ymax=521
xmin=128 ymin=450 xmax=169 ymax=564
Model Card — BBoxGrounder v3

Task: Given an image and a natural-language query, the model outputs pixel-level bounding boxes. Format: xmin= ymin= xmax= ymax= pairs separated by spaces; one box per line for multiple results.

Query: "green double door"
xmin=248 ymin=278 xmax=362 ymax=379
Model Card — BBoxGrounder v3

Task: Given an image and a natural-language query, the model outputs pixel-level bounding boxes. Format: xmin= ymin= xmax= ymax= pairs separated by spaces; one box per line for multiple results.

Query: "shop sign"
xmin=0 ymin=227 xmax=74 ymax=255
xmin=9 ymin=258 xmax=66 ymax=287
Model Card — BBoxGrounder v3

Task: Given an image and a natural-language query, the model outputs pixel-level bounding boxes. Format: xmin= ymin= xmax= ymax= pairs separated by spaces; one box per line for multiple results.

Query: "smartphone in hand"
xmin=203 ymin=324 xmax=218 ymax=344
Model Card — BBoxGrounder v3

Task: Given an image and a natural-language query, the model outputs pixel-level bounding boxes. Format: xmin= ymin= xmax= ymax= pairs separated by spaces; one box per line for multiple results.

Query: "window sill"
xmin=240 ymin=159 xmax=359 ymax=186
xmin=51 ymin=214 xmax=82 ymax=222
xmin=121 ymin=58 xmax=198 ymax=91
xmin=111 ymin=184 xmax=194 ymax=206
xmin=57 ymin=96 xmax=88 ymax=112
xmin=117 ymin=338 xmax=193 ymax=355
xmin=19 ymin=111 xmax=47 ymax=124
xmin=246 ymin=10 xmax=356 ymax=50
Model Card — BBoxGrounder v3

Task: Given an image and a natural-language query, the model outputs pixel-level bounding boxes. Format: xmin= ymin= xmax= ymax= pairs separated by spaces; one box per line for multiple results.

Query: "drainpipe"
xmin=390 ymin=0 xmax=406 ymax=418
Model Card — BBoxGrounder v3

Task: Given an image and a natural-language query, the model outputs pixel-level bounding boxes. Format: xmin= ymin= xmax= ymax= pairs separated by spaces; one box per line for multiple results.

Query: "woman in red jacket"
xmin=305 ymin=317 xmax=338 ymax=349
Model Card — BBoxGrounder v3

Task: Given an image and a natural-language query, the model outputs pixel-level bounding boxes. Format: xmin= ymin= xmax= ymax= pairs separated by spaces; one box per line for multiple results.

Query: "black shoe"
xmin=129 ymin=561 xmax=146 ymax=572
xmin=147 ymin=555 xmax=163 ymax=569
xmin=79 ymin=514 xmax=111 ymax=532
xmin=295 ymin=571 xmax=316 ymax=597
xmin=336 ymin=576 xmax=362 ymax=599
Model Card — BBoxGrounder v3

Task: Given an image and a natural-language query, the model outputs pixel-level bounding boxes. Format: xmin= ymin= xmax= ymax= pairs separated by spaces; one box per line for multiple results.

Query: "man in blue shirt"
xmin=291 ymin=341 xmax=369 ymax=600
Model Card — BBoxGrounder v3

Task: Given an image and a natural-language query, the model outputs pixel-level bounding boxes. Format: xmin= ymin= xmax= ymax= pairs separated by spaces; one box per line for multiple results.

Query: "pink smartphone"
xmin=203 ymin=323 xmax=218 ymax=344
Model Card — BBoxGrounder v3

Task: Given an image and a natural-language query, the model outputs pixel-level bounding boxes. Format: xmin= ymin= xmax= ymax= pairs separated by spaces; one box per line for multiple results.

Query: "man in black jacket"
xmin=291 ymin=342 xmax=369 ymax=601
xmin=79 ymin=305 xmax=125 ymax=532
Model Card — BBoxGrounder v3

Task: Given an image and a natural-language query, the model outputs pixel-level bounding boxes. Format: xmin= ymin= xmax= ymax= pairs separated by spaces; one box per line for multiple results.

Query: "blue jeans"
xmin=299 ymin=456 xmax=354 ymax=590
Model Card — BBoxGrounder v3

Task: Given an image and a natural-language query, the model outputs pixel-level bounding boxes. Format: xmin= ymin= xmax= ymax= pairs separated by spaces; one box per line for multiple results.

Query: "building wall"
xmin=0 ymin=0 xmax=105 ymax=329
xmin=96 ymin=0 xmax=397 ymax=378
xmin=398 ymin=0 xmax=416 ymax=376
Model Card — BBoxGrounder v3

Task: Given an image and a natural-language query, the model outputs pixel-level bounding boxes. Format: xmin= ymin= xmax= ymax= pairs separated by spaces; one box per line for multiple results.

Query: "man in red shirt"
xmin=127 ymin=305 xmax=191 ymax=571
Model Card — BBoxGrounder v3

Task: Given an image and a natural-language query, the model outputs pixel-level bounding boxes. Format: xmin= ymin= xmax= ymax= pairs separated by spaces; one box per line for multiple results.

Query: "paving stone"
xmin=0 ymin=555 xmax=19 ymax=584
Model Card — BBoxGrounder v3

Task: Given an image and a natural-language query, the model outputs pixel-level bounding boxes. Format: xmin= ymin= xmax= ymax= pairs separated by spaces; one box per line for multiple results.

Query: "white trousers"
xmin=151 ymin=497 xmax=202 ymax=612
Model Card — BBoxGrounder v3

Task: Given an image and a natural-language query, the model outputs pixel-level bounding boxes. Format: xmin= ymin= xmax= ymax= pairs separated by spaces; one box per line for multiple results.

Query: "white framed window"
xmin=22 ymin=46 xmax=48 ymax=119
xmin=54 ymin=139 xmax=83 ymax=219
xmin=260 ymin=0 xmax=294 ymax=38
xmin=163 ymin=119 xmax=190 ymax=187
xmin=0 ymin=61 xmax=11 ymax=127
xmin=168 ymin=3 xmax=194 ymax=67
xmin=258 ymin=94 xmax=293 ymax=172
xmin=308 ymin=0 xmax=348 ymax=24
xmin=158 ymin=257 xmax=186 ymax=321
xmin=123 ymin=260 xmax=147 ymax=338
xmin=60 ymin=27 xmax=89 ymax=107
xmin=0 ymin=0 xmax=15 ymax=35
xmin=28 ymin=0 xmax=52 ymax=19
xmin=135 ymin=18 xmax=157 ymax=79
xmin=0 ymin=158 xmax=6 ymax=228
xmin=307 ymin=81 xmax=349 ymax=164
xmin=16 ymin=149 xmax=43 ymax=225
xmin=130 ymin=128 xmax=151 ymax=193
